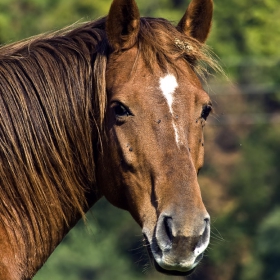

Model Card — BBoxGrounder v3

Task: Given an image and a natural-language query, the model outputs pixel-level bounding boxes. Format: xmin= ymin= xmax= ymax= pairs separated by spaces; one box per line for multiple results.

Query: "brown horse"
xmin=0 ymin=0 xmax=219 ymax=278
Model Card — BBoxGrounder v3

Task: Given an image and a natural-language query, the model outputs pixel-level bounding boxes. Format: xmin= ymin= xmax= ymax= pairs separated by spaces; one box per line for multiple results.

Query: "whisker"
xmin=211 ymin=225 xmax=225 ymax=242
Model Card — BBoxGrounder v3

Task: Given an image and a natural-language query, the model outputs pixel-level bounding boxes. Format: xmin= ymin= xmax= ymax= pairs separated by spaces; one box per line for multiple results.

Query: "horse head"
xmin=98 ymin=0 xmax=214 ymax=275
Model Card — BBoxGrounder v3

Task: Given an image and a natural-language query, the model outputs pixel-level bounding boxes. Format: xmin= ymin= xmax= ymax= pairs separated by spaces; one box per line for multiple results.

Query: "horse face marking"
xmin=159 ymin=74 xmax=181 ymax=146
xmin=159 ymin=74 xmax=178 ymax=114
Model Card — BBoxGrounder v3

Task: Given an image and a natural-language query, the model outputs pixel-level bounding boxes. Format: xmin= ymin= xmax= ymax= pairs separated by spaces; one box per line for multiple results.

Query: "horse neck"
xmin=0 ymin=186 xmax=101 ymax=279
xmin=0 ymin=206 xmax=76 ymax=279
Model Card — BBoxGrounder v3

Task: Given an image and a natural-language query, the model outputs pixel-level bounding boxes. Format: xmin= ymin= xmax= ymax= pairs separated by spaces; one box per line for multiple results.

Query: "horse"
xmin=0 ymin=0 xmax=220 ymax=278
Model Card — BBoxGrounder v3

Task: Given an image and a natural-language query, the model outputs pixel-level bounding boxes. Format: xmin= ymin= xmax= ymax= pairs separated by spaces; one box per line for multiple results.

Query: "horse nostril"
xmin=163 ymin=216 xmax=173 ymax=245
xmin=202 ymin=218 xmax=210 ymax=243
xmin=194 ymin=217 xmax=210 ymax=256
xmin=156 ymin=215 xmax=173 ymax=251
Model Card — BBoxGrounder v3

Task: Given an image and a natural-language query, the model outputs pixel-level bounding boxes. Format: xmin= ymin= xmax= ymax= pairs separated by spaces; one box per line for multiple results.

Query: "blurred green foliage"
xmin=0 ymin=1 xmax=280 ymax=280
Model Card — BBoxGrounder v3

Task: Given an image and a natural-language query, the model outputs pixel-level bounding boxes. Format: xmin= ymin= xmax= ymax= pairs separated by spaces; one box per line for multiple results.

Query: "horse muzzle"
xmin=143 ymin=213 xmax=210 ymax=276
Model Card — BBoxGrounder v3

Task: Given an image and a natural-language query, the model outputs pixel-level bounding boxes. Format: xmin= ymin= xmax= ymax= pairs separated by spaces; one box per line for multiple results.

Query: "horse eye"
xmin=201 ymin=104 xmax=212 ymax=120
xmin=113 ymin=103 xmax=131 ymax=118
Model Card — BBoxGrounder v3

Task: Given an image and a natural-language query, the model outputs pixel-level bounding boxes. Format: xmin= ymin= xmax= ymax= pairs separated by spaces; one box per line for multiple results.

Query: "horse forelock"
xmin=136 ymin=17 xmax=222 ymax=79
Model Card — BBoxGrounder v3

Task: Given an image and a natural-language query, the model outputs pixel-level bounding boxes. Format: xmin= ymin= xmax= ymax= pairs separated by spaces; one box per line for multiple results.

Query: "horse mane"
xmin=0 ymin=18 xmax=108 ymax=265
xmin=0 ymin=15 xmax=220 ymax=267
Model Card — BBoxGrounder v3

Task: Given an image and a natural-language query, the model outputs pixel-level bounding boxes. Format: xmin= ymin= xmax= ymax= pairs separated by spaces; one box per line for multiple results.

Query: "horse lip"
xmin=143 ymin=234 xmax=197 ymax=276
xmin=153 ymin=261 xmax=196 ymax=276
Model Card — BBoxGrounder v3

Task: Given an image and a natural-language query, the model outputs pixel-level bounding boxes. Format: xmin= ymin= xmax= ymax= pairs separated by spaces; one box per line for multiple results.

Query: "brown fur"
xmin=0 ymin=0 xmax=220 ymax=277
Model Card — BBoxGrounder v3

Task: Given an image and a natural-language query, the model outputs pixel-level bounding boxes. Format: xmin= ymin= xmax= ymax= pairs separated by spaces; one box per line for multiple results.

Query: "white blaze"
xmin=159 ymin=74 xmax=181 ymax=146
xmin=160 ymin=74 xmax=178 ymax=114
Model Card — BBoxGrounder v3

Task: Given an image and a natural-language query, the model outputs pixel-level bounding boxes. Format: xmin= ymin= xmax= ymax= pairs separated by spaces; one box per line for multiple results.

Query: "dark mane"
xmin=0 ymin=15 xmax=220 ymax=267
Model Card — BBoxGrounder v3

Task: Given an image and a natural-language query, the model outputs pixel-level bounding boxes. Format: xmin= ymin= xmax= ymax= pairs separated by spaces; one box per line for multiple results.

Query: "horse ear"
xmin=177 ymin=0 xmax=213 ymax=43
xmin=106 ymin=0 xmax=140 ymax=51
